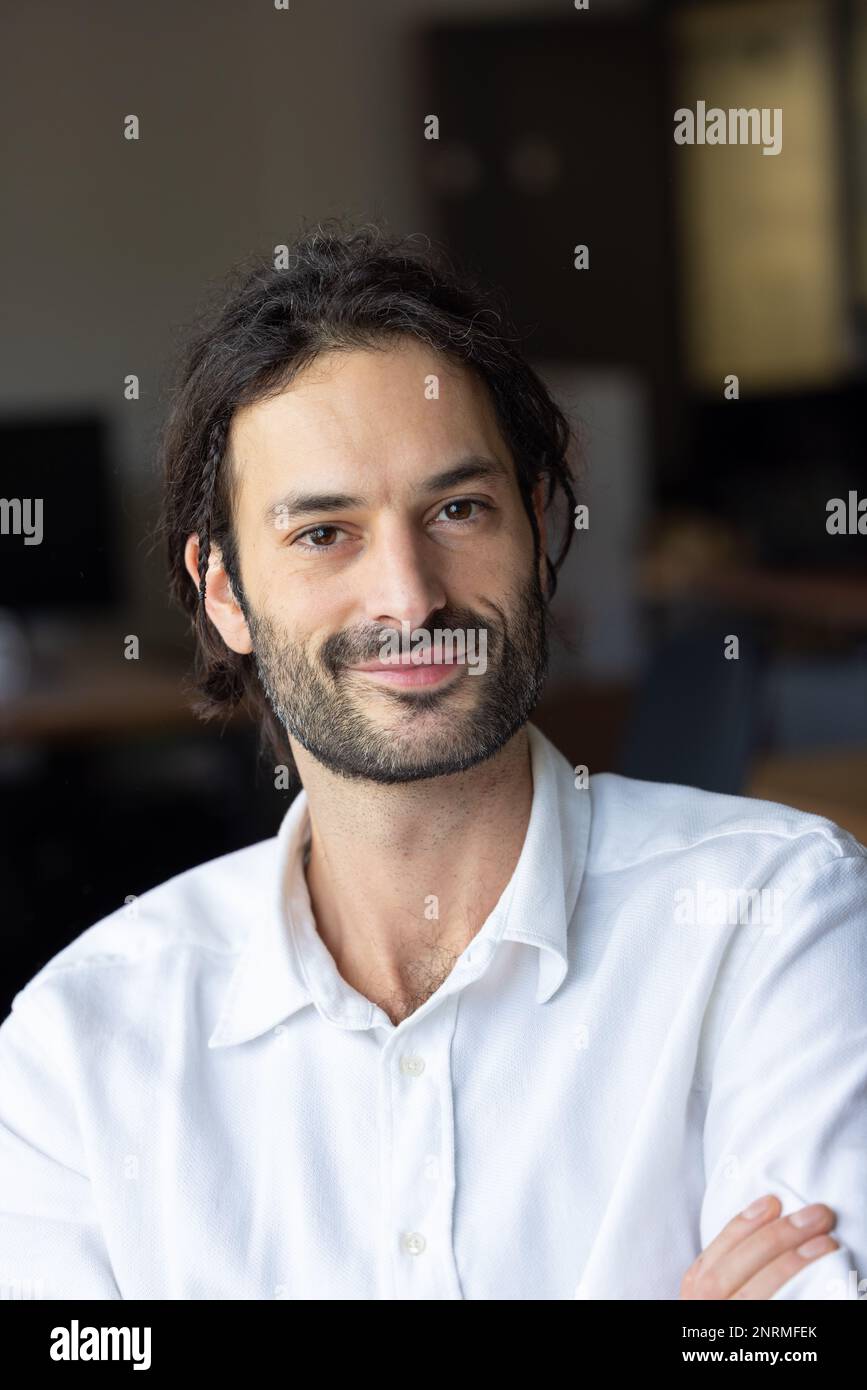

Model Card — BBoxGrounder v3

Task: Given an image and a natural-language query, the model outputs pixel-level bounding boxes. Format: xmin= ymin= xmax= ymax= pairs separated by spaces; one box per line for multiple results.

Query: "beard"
xmin=242 ymin=564 xmax=549 ymax=785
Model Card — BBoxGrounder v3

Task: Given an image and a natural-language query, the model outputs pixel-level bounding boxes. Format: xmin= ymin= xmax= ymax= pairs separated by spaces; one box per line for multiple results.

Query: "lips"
xmin=350 ymin=657 xmax=457 ymax=671
xmin=346 ymin=658 xmax=462 ymax=687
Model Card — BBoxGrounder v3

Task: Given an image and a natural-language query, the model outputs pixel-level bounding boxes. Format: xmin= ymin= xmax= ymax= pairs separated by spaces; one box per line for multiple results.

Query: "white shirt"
xmin=1 ymin=722 xmax=866 ymax=1301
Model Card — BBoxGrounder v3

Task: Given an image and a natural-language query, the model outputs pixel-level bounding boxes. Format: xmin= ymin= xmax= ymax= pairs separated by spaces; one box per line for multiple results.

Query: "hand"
xmin=681 ymin=1193 xmax=839 ymax=1299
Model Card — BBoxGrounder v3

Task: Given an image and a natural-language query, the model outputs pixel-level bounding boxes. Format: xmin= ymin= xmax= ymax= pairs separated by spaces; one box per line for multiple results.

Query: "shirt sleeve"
xmin=699 ymin=849 xmax=867 ymax=1301
xmin=0 ymin=988 xmax=122 ymax=1299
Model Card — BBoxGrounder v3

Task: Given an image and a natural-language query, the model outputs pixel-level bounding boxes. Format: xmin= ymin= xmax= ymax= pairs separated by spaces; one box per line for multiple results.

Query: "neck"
xmin=291 ymin=725 xmax=534 ymax=1023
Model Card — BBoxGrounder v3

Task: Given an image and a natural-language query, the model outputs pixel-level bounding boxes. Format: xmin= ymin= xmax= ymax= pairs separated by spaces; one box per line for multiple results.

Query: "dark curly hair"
xmin=157 ymin=218 xmax=581 ymax=769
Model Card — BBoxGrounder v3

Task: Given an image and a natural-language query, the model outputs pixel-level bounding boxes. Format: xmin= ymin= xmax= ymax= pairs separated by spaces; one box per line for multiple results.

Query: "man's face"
xmin=219 ymin=339 xmax=549 ymax=783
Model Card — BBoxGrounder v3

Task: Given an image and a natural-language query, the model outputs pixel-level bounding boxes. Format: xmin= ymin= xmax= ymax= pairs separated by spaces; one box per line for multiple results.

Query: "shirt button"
xmin=399 ymin=1054 xmax=425 ymax=1076
xmin=402 ymin=1231 xmax=426 ymax=1256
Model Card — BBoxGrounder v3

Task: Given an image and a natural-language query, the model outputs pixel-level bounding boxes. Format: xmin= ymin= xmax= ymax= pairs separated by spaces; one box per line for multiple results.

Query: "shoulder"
xmin=583 ymin=771 xmax=867 ymax=1016
xmin=585 ymin=771 xmax=866 ymax=883
xmin=581 ymin=775 xmax=867 ymax=1086
xmin=4 ymin=830 xmax=281 ymax=1026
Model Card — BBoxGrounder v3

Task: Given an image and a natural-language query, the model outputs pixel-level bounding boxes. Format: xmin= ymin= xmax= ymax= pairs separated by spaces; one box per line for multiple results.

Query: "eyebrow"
xmin=261 ymin=454 xmax=511 ymax=526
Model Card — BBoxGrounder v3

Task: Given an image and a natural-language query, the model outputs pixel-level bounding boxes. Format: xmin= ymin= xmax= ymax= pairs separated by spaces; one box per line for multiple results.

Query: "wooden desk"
xmin=0 ymin=651 xmax=245 ymax=744
xmin=642 ymin=566 xmax=867 ymax=631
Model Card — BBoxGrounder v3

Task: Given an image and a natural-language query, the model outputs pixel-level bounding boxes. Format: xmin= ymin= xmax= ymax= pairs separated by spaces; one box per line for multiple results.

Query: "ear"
xmin=531 ymin=479 xmax=549 ymax=597
xmin=183 ymin=533 xmax=253 ymax=655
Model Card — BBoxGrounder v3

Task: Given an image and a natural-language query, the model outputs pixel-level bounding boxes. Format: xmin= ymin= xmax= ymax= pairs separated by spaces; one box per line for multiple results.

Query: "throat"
xmin=348 ymin=941 xmax=465 ymax=1027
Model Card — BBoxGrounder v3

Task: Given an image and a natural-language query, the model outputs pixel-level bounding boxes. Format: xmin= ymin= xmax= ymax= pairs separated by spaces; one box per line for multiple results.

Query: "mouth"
xmin=346 ymin=658 xmax=465 ymax=689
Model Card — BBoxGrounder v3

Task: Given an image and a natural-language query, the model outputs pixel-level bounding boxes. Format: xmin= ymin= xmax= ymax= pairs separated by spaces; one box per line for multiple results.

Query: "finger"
xmin=687 ymin=1203 xmax=837 ymax=1300
xmin=719 ymin=1204 xmax=837 ymax=1297
xmin=731 ymin=1235 xmax=840 ymax=1300
xmin=684 ymin=1192 xmax=782 ymax=1287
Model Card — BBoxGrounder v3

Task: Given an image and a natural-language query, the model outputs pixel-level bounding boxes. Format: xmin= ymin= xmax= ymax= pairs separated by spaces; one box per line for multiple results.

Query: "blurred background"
xmin=2 ymin=0 xmax=866 ymax=1018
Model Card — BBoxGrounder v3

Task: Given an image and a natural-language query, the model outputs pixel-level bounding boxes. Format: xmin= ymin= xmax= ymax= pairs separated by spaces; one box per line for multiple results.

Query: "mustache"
xmin=321 ymin=606 xmax=501 ymax=676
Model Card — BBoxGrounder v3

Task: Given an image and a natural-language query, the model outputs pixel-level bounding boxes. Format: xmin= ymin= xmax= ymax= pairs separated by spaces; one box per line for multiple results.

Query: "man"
xmin=1 ymin=224 xmax=865 ymax=1301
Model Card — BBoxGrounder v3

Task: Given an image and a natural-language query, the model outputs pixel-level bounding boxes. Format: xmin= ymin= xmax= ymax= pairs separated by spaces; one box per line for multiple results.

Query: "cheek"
xmin=242 ymin=540 xmax=311 ymax=618
xmin=264 ymin=584 xmax=356 ymax=659
xmin=483 ymin=513 xmax=536 ymax=583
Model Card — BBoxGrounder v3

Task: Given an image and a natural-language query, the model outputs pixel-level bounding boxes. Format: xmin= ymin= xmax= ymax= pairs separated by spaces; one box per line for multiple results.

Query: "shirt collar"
xmin=208 ymin=721 xmax=591 ymax=1048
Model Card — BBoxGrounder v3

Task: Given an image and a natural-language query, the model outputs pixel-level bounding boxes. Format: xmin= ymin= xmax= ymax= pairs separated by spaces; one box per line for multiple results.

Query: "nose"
xmin=361 ymin=516 xmax=447 ymax=633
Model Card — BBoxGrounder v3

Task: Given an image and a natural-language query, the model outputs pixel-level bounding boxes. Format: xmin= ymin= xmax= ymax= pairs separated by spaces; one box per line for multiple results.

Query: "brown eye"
xmin=305 ymin=526 xmax=338 ymax=546
xmin=292 ymin=522 xmax=352 ymax=556
xmin=444 ymin=500 xmax=474 ymax=521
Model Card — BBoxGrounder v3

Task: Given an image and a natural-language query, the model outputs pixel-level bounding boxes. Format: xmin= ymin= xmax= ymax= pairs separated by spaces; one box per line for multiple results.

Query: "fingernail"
xmin=742 ymin=1195 xmax=772 ymax=1219
xmin=796 ymin=1235 xmax=836 ymax=1259
xmin=790 ymin=1203 xmax=826 ymax=1228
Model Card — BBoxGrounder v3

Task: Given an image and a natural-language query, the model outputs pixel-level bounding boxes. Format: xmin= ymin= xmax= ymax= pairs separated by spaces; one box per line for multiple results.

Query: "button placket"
xmin=383 ymin=1013 xmax=453 ymax=1297
xmin=399 ymin=1054 xmax=426 ymax=1077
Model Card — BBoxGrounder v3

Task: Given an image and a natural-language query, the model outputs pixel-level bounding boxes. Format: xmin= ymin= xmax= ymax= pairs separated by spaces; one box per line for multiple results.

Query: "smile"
xmin=347 ymin=660 xmax=464 ymax=688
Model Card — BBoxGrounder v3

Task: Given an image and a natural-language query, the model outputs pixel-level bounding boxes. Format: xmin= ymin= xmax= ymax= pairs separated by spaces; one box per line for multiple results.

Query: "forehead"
xmin=227 ymin=339 xmax=512 ymax=510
